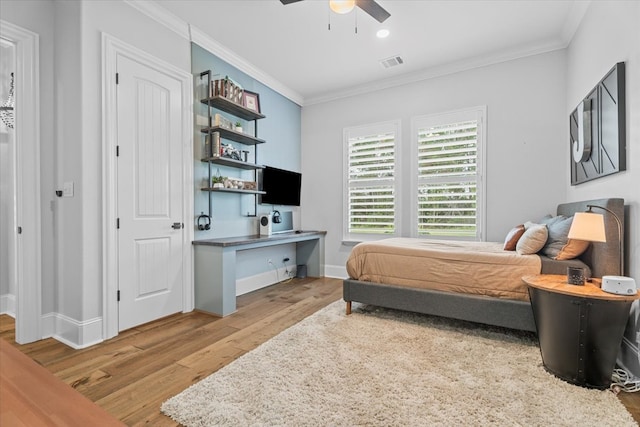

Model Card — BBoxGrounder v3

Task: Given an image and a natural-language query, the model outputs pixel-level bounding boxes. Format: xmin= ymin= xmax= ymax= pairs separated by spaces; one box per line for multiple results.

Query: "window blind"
xmin=416 ymin=119 xmax=479 ymax=238
xmin=346 ymin=129 xmax=396 ymax=235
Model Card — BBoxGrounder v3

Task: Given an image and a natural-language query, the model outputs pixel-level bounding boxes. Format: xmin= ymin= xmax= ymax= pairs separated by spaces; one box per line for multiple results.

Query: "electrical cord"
xmin=268 ymin=259 xmax=295 ymax=284
xmin=610 ymin=368 xmax=640 ymax=394
xmin=267 ymin=260 xmax=280 ymax=283
xmin=280 ymin=258 xmax=294 ymax=283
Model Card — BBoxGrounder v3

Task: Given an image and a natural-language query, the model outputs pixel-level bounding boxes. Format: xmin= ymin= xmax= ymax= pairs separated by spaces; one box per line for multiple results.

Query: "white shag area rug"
xmin=162 ymin=301 xmax=636 ymax=426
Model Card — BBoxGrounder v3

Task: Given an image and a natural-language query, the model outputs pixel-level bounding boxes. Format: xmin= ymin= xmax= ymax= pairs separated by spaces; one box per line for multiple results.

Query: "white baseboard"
xmin=41 ymin=312 xmax=56 ymax=338
xmin=3 ymin=309 xmax=102 ymax=349
xmin=236 ymin=267 xmax=293 ymax=296
xmin=48 ymin=313 xmax=104 ymax=349
xmin=0 ymin=294 xmax=16 ymax=317
xmin=325 ymin=264 xmax=348 ymax=279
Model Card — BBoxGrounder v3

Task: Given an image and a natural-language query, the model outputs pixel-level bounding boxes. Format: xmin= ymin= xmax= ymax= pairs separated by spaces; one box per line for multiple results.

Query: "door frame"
xmin=102 ymin=33 xmax=193 ymax=340
xmin=0 ymin=20 xmax=42 ymax=344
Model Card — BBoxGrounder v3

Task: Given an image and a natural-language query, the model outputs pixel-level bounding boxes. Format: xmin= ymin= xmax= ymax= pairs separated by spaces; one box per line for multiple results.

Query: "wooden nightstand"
xmin=523 ymin=274 xmax=639 ymax=389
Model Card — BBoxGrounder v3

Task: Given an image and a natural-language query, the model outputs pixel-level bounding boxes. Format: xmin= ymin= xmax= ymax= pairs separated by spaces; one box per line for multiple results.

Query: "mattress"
xmin=346 ymin=238 xmax=542 ymax=301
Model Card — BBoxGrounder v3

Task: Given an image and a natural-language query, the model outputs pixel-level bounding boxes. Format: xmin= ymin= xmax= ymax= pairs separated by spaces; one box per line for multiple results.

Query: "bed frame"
xmin=343 ymin=198 xmax=624 ymax=332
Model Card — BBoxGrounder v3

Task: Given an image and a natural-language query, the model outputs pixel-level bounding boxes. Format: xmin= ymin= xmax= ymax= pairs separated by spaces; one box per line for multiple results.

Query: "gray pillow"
xmin=540 ymin=215 xmax=590 ymax=260
xmin=541 ymin=215 xmax=573 ymax=258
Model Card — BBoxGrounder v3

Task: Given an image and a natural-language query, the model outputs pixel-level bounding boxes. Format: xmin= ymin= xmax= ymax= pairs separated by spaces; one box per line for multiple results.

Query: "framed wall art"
xmin=243 ymin=90 xmax=260 ymax=114
xmin=569 ymin=62 xmax=625 ymax=185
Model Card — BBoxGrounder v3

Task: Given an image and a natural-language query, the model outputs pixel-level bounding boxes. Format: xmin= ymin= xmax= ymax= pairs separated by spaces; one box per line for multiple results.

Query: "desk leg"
xmin=194 ymin=245 xmax=237 ymax=316
xmin=296 ymin=237 xmax=325 ymax=277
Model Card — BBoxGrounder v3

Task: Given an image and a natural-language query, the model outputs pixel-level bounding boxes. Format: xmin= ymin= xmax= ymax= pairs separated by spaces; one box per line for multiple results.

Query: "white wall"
xmin=1 ymin=0 xmax=56 ymax=318
xmin=3 ymin=0 xmax=192 ymax=345
xmin=0 ymin=41 xmax=15 ymax=315
xmin=565 ymin=0 xmax=640 ymax=378
xmin=53 ymin=0 xmax=191 ymax=343
xmin=302 ymin=50 xmax=568 ymax=275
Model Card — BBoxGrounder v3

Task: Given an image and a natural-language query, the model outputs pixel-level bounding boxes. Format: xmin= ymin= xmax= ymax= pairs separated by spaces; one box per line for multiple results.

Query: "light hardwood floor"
xmin=1 ymin=277 xmax=638 ymax=425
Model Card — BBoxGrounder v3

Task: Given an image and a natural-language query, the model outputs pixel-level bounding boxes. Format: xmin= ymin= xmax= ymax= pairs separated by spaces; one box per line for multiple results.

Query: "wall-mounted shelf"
xmin=201 ymin=187 xmax=266 ymax=195
xmin=200 ymin=126 xmax=266 ymax=146
xmin=198 ymin=69 xmax=267 ymax=222
xmin=201 ymin=157 xmax=264 ymax=171
xmin=200 ymin=96 xmax=265 ymax=121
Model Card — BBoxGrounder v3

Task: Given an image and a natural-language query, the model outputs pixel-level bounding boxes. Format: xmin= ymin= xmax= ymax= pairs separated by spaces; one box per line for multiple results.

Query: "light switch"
xmin=63 ymin=181 xmax=74 ymax=197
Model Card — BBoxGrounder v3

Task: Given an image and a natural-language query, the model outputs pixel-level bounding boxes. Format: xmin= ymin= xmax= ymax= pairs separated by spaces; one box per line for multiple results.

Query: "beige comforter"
xmin=346 ymin=238 xmax=542 ymax=301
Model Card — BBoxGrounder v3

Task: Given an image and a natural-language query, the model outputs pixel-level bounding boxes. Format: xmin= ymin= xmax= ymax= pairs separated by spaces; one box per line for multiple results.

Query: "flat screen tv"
xmin=261 ymin=166 xmax=301 ymax=206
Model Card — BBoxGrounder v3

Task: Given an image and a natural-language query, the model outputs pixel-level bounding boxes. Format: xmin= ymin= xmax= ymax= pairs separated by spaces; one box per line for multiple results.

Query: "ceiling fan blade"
xmin=280 ymin=0 xmax=304 ymax=4
xmin=356 ymin=0 xmax=390 ymax=23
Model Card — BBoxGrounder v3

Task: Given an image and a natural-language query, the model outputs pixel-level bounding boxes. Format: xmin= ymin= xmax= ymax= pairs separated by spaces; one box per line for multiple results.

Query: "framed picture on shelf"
xmin=243 ymin=90 xmax=260 ymax=113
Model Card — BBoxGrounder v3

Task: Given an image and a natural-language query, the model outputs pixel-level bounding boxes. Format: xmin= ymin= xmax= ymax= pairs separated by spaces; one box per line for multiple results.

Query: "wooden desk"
xmin=193 ymin=231 xmax=326 ymax=316
xmin=0 ymin=339 xmax=124 ymax=426
xmin=523 ymin=274 xmax=639 ymax=389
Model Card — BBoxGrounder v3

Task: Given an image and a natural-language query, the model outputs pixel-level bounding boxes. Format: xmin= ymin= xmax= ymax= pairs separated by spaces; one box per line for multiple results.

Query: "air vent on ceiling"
xmin=380 ymin=55 xmax=404 ymax=69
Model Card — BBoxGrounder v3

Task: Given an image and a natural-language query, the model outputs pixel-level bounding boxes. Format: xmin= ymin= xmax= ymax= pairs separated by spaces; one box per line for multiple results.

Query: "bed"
xmin=343 ymin=198 xmax=625 ymax=332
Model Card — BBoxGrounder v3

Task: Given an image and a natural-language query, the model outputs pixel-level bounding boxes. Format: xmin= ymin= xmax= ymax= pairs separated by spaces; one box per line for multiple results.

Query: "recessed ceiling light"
xmin=376 ymin=29 xmax=390 ymax=39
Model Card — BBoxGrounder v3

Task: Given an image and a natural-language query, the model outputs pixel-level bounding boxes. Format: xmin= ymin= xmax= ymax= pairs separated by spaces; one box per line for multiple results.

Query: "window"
xmin=343 ymin=121 xmax=400 ymax=240
xmin=412 ymin=107 xmax=485 ymax=240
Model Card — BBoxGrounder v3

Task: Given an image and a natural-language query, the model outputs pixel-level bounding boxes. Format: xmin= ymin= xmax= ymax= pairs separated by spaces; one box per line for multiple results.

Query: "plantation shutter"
xmin=344 ymin=122 xmax=398 ymax=237
xmin=414 ymin=111 xmax=483 ymax=239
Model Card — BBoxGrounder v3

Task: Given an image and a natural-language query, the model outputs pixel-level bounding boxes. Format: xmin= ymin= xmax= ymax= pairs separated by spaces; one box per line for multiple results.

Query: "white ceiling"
xmin=155 ymin=0 xmax=588 ymax=105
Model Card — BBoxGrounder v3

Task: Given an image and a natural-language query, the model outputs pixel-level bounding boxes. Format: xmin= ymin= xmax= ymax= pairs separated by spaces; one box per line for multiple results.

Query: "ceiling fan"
xmin=280 ymin=0 xmax=391 ymax=24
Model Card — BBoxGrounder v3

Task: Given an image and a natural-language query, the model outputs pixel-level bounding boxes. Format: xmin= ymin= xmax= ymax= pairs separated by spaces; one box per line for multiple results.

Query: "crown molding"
xmin=304 ymin=40 xmax=568 ymax=106
xmin=123 ymin=0 xmax=190 ymax=39
xmin=189 ymin=26 xmax=304 ymax=106
xmin=123 ymin=0 xmax=303 ymax=106
xmin=122 ymin=0 xmax=588 ymax=108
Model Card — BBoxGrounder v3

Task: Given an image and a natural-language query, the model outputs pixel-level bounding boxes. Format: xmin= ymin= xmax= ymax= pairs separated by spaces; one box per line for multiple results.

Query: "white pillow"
xmin=516 ymin=224 xmax=548 ymax=255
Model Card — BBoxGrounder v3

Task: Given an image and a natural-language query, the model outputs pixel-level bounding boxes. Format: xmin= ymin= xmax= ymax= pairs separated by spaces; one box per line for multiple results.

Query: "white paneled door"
xmin=116 ymin=54 xmax=184 ymax=331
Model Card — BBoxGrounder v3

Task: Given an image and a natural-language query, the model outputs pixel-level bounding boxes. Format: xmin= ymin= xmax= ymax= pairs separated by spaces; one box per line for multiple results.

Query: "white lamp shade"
xmin=567 ymin=212 xmax=607 ymax=242
xmin=329 ymin=0 xmax=355 ymax=14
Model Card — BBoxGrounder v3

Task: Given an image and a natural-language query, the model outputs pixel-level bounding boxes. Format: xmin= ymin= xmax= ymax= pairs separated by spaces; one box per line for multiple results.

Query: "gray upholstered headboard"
xmin=557 ymin=198 xmax=624 ymax=278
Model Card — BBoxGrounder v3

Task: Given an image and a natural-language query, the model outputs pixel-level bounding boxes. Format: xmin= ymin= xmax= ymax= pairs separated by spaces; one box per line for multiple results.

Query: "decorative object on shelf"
xmin=243 ymin=181 xmax=258 ymax=191
xmin=211 ymin=170 xmax=226 ymax=189
xmin=222 ymin=178 xmax=255 ymax=190
xmin=205 ymin=131 xmax=222 ymax=158
xmin=213 ymin=113 xmax=234 ymax=130
xmin=242 ymin=90 xmax=261 ymax=114
xmin=211 ymin=76 xmax=244 ymax=105
xmin=570 ymin=62 xmax=625 ymax=185
xmin=221 ymin=143 xmax=242 ymax=161
xmin=211 ymin=132 xmax=221 ymax=157
xmin=0 ymin=72 xmax=14 ymax=129
xmin=235 ymin=121 xmax=243 ymax=133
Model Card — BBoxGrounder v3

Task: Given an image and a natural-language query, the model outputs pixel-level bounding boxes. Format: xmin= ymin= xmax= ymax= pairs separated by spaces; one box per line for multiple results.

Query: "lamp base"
xmin=601 ymin=276 xmax=637 ymax=295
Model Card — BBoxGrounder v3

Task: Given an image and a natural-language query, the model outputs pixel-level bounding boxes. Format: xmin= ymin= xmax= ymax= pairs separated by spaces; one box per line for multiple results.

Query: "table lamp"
xmin=567 ymin=205 xmax=636 ymax=295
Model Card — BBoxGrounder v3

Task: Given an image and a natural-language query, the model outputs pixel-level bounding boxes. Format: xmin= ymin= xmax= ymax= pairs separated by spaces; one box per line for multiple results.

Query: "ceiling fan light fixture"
xmin=329 ymin=0 xmax=355 ymax=14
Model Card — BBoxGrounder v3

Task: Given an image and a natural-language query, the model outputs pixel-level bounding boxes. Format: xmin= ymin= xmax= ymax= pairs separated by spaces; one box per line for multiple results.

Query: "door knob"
xmin=171 ymin=222 xmax=183 ymax=230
